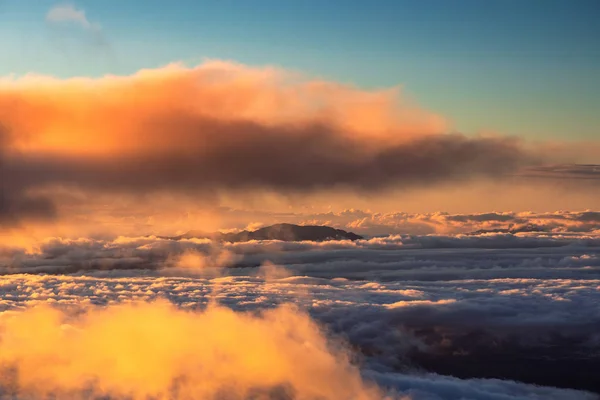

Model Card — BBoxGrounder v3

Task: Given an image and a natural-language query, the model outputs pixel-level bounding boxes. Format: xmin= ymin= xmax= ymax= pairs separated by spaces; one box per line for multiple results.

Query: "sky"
xmin=0 ymin=1 xmax=600 ymax=239
xmin=1 ymin=0 xmax=599 ymax=140
xmin=3 ymin=4 xmax=600 ymax=398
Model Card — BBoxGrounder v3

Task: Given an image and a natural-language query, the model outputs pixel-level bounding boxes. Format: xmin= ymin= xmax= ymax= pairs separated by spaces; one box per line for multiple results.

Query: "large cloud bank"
xmin=0 ymin=61 xmax=537 ymax=227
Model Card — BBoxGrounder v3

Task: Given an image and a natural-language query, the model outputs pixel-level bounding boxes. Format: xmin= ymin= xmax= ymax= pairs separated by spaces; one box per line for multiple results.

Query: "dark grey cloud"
xmin=3 ymin=119 xmax=531 ymax=193
xmin=0 ymin=125 xmax=56 ymax=226
xmin=0 ymin=113 xmax=537 ymax=229
xmin=445 ymin=213 xmax=517 ymax=223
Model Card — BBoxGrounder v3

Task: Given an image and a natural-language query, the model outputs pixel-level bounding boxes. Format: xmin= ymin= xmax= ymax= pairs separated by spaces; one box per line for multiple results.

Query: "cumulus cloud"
xmin=1 ymin=61 xmax=598 ymax=231
xmin=0 ymin=61 xmax=541 ymax=228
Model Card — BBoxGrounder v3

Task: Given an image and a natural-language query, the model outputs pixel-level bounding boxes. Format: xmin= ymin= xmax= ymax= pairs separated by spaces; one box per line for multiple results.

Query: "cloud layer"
xmin=2 ymin=228 xmax=600 ymax=398
xmin=293 ymin=209 xmax=600 ymax=236
xmin=0 ymin=269 xmax=598 ymax=399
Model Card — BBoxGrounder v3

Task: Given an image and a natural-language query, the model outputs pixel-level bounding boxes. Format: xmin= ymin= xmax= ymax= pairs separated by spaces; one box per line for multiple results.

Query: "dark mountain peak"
xmin=169 ymin=223 xmax=363 ymax=242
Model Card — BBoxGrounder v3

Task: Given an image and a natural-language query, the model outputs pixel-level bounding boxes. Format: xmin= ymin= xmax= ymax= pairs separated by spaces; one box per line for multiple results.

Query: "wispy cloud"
xmin=45 ymin=3 xmax=101 ymax=32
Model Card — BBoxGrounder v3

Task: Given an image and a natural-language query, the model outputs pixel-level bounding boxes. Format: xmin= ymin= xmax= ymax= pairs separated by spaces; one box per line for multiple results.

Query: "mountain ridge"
xmin=163 ymin=223 xmax=363 ymax=242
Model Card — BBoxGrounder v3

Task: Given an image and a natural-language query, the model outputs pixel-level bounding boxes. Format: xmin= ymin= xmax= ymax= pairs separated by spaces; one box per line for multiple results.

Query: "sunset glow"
xmin=0 ymin=1 xmax=599 ymax=399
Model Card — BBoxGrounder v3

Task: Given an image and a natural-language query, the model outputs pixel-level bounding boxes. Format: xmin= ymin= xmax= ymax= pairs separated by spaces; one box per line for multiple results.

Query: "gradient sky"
xmin=1 ymin=0 xmax=599 ymax=141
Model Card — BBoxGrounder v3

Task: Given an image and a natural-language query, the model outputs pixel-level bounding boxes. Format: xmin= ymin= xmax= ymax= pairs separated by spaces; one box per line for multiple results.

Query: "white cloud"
xmin=45 ymin=3 xmax=100 ymax=31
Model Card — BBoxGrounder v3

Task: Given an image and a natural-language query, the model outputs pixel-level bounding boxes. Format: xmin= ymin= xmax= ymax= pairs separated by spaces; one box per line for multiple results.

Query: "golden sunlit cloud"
xmin=0 ymin=60 xmax=445 ymax=156
xmin=0 ymin=300 xmax=384 ymax=400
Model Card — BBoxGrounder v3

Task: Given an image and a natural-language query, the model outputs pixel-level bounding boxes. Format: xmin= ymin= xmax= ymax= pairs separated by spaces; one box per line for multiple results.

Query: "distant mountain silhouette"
xmin=167 ymin=223 xmax=363 ymax=242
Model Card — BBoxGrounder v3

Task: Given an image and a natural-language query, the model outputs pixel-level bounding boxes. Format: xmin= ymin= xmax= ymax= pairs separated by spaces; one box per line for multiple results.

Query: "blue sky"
xmin=1 ymin=0 xmax=599 ymax=140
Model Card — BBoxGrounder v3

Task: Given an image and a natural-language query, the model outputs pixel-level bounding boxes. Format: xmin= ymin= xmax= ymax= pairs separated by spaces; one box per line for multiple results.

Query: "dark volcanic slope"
xmin=173 ymin=223 xmax=363 ymax=242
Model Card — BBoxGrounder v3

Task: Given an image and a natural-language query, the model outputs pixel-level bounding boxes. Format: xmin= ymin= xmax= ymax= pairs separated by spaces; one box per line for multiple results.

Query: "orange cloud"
xmin=0 ymin=300 xmax=383 ymax=399
xmin=0 ymin=61 xmax=537 ymax=229
xmin=0 ymin=60 xmax=445 ymax=156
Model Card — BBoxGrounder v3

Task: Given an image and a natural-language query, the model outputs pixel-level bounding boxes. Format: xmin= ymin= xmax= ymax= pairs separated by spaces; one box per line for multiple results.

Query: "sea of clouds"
xmin=0 ymin=230 xmax=599 ymax=399
xmin=1 ymin=42 xmax=599 ymax=399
